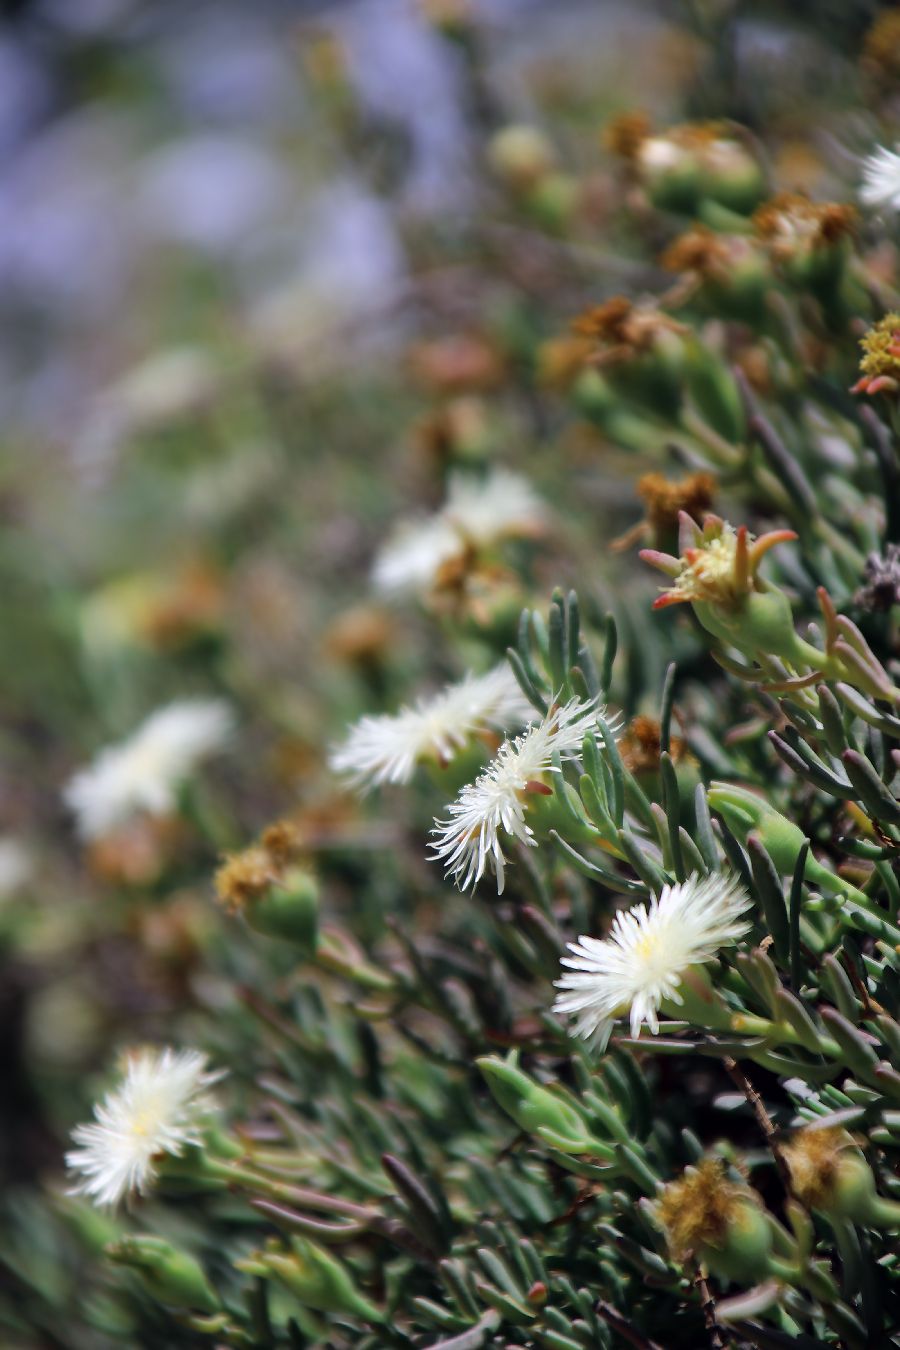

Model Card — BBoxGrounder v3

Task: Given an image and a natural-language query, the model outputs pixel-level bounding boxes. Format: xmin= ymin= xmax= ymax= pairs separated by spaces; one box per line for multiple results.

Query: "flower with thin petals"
xmin=64 ymin=700 xmax=234 ymax=841
xmin=372 ymin=469 xmax=547 ymax=598
xmin=371 ymin=513 xmax=466 ymax=596
xmin=66 ymin=1047 xmax=224 ymax=1208
xmin=330 ymin=664 xmax=536 ymax=790
xmin=442 ymin=468 xmax=546 ymax=545
xmin=553 ymin=872 xmax=751 ymax=1042
xmin=860 ymin=144 xmax=900 ymax=214
xmin=430 ymin=697 xmax=614 ymax=893
xmin=852 ymin=312 xmax=900 ymax=396
xmin=640 ymin=513 xmax=796 ymax=611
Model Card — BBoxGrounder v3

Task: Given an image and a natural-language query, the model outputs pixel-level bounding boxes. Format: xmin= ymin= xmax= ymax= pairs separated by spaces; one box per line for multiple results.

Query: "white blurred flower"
xmin=0 ymin=836 xmax=33 ymax=899
xmin=553 ymin=873 xmax=751 ymax=1043
xmin=371 ymin=512 xmax=464 ymax=596
xmin=330 ymin=663 xmax=535 ymax=789
xmin=860 ymin=144 xmax=900 ymax=213
xmin=64 ymin=699 xmax=234 ymax=840
xmin=373 ymin=468 xmax=547 ymax=597
xmin=431 ymin=697 xmax=612 ymax=893
xmin=444 ymin=468 xmax=547 ymax=545
xmin=66 ymin=1046 xmax=224 ymax=1208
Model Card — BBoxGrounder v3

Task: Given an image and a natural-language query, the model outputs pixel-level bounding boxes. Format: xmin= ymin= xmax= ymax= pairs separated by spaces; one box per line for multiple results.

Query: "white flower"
xmin=443 ymin=468 xmax=547 ymax=547
xmin=64 ymin=699 xmax=234 ymax=840
xmin=66 ymin=1046 xmax=224 ymax=1208
xmin=330 ymin=664 xmax=535 ymax=789
xmin=860 ymin=144 xmax=900 ymax=213
xmin=372 ymin=469 xmax=547 ymax=597
xmin=553 ymin=873 xmax=751 ymax=1043
xmin=371 ymin=513 xmax=465 ymax=596
xmin=431 ymin=697 xmax=612 ymax=893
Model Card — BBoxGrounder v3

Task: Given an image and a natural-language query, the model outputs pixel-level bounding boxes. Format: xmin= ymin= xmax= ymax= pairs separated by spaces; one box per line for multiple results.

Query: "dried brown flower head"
xmin=782 ymin=1127 xmax=854 ymax=1211
xmin=611 ymin=471 xmax=716 ymax=553
xmin=603 ymin=110 xmax=651 ymax=161
xmin=660 ymin=227 xmax=764 ymax=287
xmin=753 ymin=192 xmax=857 ymax=263
xmin=261 ymin=820 xmax=303 ymax=867
xmin=214 ymin=846 xmax=276 ymax=912
xmin=654 ymin=1158 xmax=749 ymax=1259
xmin=571 ymin=297 xmax=686 ymax=366
xmin=215 ymin=815 xmax=309 ymax=912
xmin=618 ymin=715 xmax=685 ymax=775
xmin=638 ymin=471 xmax=716 ymax=536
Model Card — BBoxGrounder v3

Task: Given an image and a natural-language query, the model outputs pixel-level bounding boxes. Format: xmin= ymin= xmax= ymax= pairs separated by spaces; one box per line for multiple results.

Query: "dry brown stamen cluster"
xmin=214 ymin=819 xmax=303 ymax=912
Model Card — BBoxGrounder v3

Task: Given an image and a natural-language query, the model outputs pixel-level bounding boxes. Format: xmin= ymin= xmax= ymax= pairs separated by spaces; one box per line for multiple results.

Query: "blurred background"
xmin=0 ymin=0 xmax=893 ymax=1343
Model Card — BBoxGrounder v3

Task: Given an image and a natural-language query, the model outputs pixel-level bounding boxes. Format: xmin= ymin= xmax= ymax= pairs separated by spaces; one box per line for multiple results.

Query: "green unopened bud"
xmin=106 ymin=1236 xmax=219 ymax=1312
xmin=477 ymin=1055 xmax=591 ymax=1153
xmin=708 ymin=784 xmax=806 ymax=876
xmin=247 ymin=1236 xmax=383 ymax=1321
xmin=654 ymin=1158 xmax=775 ymax=1286
xmin=636 ymin=126 xmax=764 ymax=218
xmin=783 ymin=1127 xmax=900 ymax=1229
xmin=707 ymin=783 xmax=859 ymax=901
xmin=489 ymin=125 xmax=558 ymax=192
xmin=243 ymin=867 xmax=319 ymax=953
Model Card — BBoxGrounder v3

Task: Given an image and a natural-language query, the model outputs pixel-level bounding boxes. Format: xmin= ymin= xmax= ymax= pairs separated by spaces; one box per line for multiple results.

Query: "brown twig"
xmin=593 ymin=1299 xmax=668 ymax=1350
xmin=720 ymin=1056 xmax=793 ymax=1194
xmin=692 ymin=1266 xmax=728 ymax=1350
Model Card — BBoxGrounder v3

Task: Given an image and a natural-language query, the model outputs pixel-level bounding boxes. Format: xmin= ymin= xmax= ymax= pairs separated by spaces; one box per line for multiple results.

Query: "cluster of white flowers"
xmin=66 ymin=1046 xmax=224 ymax=1208
xmin=553 ymin=872 xmax=751 ymax=1044
xmin=330 ymin=664 xmax=535 ymax=789
xmin=64 ymin=699 xmax=234 ymax=840
xmin=372 ymin=468 xmax=547 ymax=597
xmin=430 ymin=697 xmax=612 ymax=893
xmin=859 ymin=144 xmax=900 ymax=213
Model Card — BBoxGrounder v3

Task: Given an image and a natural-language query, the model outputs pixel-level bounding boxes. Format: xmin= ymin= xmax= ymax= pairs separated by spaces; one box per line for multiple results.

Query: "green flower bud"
xmin=707 ymin=784 xmax=808 ymax=876
xmin=477 ymin=1055 xmax=592 ymax=1153
xmin=707 ymin=783 xmax=861 ymax=901
xmin=253 ymin=1236 xmax=383 ymax=1321
xmin=243 ymin=866 xmax=319 ymax=953
xmin=106 ymin=1236 xmax=219 ymax=1312
xmin=488 ymin=125 xmax=558 ymax=192
xmin=783 ymin=1127 xmax=900 ymax=1229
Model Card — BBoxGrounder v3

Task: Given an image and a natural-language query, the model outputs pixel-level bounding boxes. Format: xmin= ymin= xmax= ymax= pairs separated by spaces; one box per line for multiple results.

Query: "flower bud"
xmin=783 ymin=1127 xmax=900 ymax=1230
xmin=707 ymin=783 xmax=853 ymax=900
xmin=636 ymin=125 xmax=764 ymax=217
xmin=853 ymin=313 xmax=900 ymax=397
xmin=654 ymin=1158 xmax=775 ymax=1286
xmin=215 ymin=840 xmax=319 ymax=956
xmin=248 ymin=1236 xmax=383 ymax=1321
xmin=640 ymin=516 xmax=799 ymax=666
xmin=106 ymin=1236 xmax=219 ymax=1312
xmin=488 ymin=125 xmax=558 ymax=192
xmin=477 ymin=1055 xmax=592 ymax=1153
xmin=243 ymin=866 xmax=319 ymax=953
